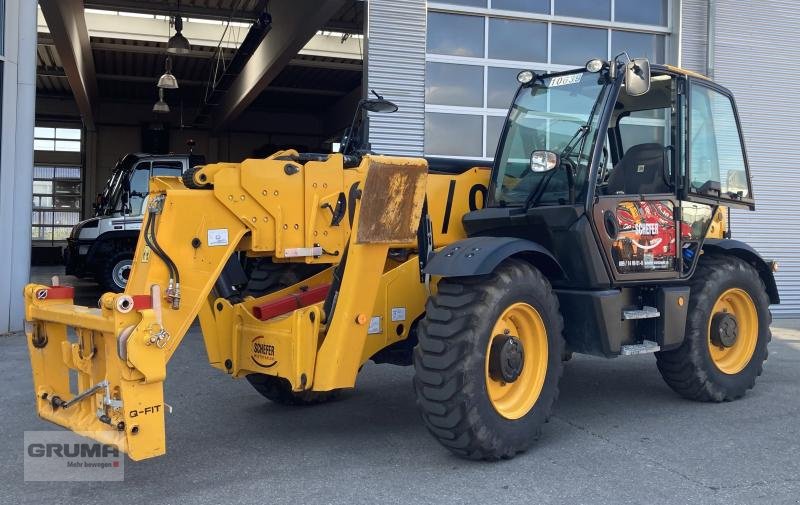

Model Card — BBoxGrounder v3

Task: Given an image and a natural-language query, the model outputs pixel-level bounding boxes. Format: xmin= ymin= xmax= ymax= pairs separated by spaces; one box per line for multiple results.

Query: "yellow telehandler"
xmin=24 ymin=56 xmax=778 ymax=461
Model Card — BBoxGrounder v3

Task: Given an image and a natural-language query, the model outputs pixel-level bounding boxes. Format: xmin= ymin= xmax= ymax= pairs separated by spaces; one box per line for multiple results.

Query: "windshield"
xmin=490 ymin=70 xmax=611 ymax=207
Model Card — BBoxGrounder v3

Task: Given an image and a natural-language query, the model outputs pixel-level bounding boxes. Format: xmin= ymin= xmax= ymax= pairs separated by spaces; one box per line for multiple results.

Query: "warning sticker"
xmin=391 ymin=307 xmax=407 ymax=322
xmin=368 ymin=316 xmax=382 ymax=335
xmin=207 ymin=229 xmax=229 ymax=247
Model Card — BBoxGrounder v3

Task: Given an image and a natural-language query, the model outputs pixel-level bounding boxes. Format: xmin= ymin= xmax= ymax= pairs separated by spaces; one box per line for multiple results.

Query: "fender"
xmin=424 ymin=236 xmax=565 ymax=279
xmin=703 ymin=239 xmax=780 ymax=304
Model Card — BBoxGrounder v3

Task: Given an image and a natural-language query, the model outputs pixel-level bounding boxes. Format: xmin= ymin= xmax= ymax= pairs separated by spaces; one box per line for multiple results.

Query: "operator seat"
xmin=606 ymin=143 xmax=670 ymax=195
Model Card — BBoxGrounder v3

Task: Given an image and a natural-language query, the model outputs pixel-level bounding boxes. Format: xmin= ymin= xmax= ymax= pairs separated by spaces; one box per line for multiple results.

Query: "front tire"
xmin=414 ymin=259 xmax=564 ymax=460
xmin=656 ymin=255 xmax=772 ymax=402
xmin=99 ymin=252 xmax=133 ymax=293
xmin=246 ymin=374 xmax=341 ymax=406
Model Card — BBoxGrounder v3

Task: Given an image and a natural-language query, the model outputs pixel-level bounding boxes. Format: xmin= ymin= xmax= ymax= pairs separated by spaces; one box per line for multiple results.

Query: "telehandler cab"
xmin=24 ymin=55 xmax=778 ymax=462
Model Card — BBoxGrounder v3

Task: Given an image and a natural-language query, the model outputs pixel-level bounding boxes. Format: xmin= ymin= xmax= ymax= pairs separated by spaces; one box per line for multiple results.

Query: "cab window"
xmin=152 ymin=160 xmax=184 ymax=177
xmin=127 ymin=162 xmax=151 ymax=215
xmin=689 ymin=84 xmax=750 ymax=201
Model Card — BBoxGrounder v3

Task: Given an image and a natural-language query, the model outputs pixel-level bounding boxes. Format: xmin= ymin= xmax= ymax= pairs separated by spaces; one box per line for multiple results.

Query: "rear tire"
xmin=414 ymin=259 xmax=564 ymax=460
xmin=655 ymin=255 xmax=771 ymax=402
xmin=246 ymin=374 xmax=341 ymax=406
xmin=244 ymin=258 xmax=326 ymax=298
xmin=98 ymin=252 xmax=133 ymax=293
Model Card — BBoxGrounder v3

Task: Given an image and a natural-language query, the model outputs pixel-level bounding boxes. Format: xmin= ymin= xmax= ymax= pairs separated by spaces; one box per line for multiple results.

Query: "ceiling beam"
xmin=39 ymin=0 xmax=98 ymax=130
xmin=38 ymin=67 xmax=348 ymax=96
xmin=211 ymin=0 xmax=348 ymax=131
xmin=82 ymin=0 xmax=262 ymax=23
xmin=82 ymin=0 xmax=362 ymax=33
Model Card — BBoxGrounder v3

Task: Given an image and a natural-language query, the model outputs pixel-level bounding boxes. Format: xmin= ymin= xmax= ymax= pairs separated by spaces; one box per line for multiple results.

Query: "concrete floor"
xmin=4 ymin=268 xmax=800 ymax=504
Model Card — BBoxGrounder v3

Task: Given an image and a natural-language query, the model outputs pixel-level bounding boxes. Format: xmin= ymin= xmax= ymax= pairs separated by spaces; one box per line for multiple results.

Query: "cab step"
xmin=623 ymin=306 xmax=661 ymax=320
xmin=620 ymin=340 xmax=661 ymax=356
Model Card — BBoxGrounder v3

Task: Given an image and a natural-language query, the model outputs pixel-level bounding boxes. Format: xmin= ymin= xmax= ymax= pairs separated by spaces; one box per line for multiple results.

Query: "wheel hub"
xmin=711 ymin=312 xmax=739 ymax=348
xmin=488 ymin=334 xmax=525 ymax=383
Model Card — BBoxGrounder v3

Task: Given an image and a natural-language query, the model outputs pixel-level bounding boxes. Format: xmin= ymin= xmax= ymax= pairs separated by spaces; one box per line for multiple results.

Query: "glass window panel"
xmin=52 ymin=211 xmax=79 ymax=226
xmin=33 ymin=196 xmax=53 ymax=208
xmin=54 ymin=196 xmax=82 ymax=209
xmin=152 ymin=161 xmax=184 ymax=177
xmin=53 ymin=227 xmax=73 ymax=241
xmin=32 ymin=211 xmax=53 ymax=226
xmin=438 ymin=0 xmax=487 ymax=6
xmin=425 ymin=113 xmax=483 ymax=157
xmin=34 ymin=127 xmax=55 ymax=139
xmin=492 ymin=0 xmax=549 ymax=14
xmin=487 ymin=67 xmax=523 ymax=109
xmin=56 ymin=128 xmax=81 ymax=140
xmin=55 ymin=167 xmax=81 ymax=179
xmin=32 ymin=227 xmax=53 ymax=240
xmin=55 ymin=140 xmax=81 ymax=152
xmin=618 ymin=124 xmax=665 ymax=151
xmin=427 ymin=12 xmax=484 ymax=57
xmin=690 ymin=85 xmax=749 ymax=198
xmin=33 ymin=181 xmax=53 ymax=194
xmin=486 ymin=116 xmax=506 ymax=158
xmin=612 ymin=31 xmax=665 ymax=63
xmin=618 ymin=108 xmax=670 ymax=151
xmin=615 ymin=0 xmax=668 ymax=26
xmin=54 ymin=181 xmax=81 ymax=195
xmin=555 ymin=0 xmax=610 ymax=20
xmin=34 ymin=166 xmax=54 ymax=179
xmin=551 ymin=25 xmax=608 ymax=65
xmin=488 ymin=18 xmax=547 ymax=62
xmin=34 ymin=139 xmax=55 ymax=151
xmin=426 ymin=62 xmax=484 ymax=107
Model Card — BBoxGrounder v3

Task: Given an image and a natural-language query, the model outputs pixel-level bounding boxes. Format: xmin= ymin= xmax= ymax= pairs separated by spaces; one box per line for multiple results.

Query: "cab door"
xmin=683 ymin=78 xmax=754 ymax=210
xmin=591 ymin=74 xmax=684 ymax=283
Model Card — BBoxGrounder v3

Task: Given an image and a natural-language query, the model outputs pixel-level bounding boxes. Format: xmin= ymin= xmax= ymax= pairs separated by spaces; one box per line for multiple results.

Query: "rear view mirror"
xmin=530 ymin=151 xmax=560 ymax=173
xmin=362 ymin=98 xmax=399 ymax=114
xmin=624 ymin=58 xmax=651 ymax=97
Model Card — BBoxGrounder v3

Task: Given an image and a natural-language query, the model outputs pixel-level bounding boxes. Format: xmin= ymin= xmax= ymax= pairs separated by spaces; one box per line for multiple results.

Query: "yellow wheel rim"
xmin=485 ymin=302 xmax=548 ymax=420
xmin=707 ymin=288 xmax=758 ymax=375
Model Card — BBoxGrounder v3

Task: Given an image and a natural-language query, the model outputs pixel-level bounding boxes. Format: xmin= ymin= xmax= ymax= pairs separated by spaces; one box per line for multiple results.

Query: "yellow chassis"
xmin=24 ymin=152 xmax=490 ymax=460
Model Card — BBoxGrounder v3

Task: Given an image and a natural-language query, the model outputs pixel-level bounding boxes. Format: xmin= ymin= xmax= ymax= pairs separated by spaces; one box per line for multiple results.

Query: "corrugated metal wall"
xmin=679 ymin=0 xmax=708 ymax=74
xmin=711 ymin=0 xmax=800 ymax=316
xmin=366 ymin=0 xmax=426 ymax=156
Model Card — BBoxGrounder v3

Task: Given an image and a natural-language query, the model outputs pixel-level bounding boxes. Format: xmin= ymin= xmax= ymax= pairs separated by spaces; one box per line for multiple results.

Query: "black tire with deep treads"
xmin=655 ymin=255 xmax=771 ymax=402
xmin=246 ymin=374 xmax=341 ymax=406
xmin=414 ymin=259 xmax=564 ymax=460
xmin=244 ymin=258 xmax=326 ymax=298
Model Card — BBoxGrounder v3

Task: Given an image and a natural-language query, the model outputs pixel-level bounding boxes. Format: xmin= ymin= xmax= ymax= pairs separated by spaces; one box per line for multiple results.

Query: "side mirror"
xmin=362 ymin=98 xmax=398 ymax=114
xmin=530 ymin=151 xmax=560 ymax=173
xmin=624 ymin=58 xmax=651 ymax=97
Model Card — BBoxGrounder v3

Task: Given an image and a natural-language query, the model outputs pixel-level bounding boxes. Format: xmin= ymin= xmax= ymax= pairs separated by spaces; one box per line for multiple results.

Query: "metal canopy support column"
xmin=0 ymin=0 xmax=38 ymax=333
xmin=211 ymin=0 xmax=348 ymax=131
xmin=39 ymin=0 xmax=98 ymax=130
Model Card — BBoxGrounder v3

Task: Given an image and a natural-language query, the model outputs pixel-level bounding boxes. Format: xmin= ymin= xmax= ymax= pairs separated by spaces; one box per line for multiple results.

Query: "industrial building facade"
xmin=368 ymin=0 xmax=799 ymax=317
xmin=0 ymin=0 xmax=797 ymax=332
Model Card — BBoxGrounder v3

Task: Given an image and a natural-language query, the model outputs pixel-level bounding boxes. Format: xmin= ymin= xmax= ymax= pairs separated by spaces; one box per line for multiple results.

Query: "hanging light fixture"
xmin=158 ymin=56 xmax=179 ymax=89
xmin=153 ymin=88 xmax=170 ymax=114
xmin=167 ymin=0 xmax=190 ymax=55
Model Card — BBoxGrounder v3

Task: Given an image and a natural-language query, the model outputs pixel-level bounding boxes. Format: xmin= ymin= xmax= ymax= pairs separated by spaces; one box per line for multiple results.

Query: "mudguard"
xmin=424 ymin=236 xmax=564 ymax=279
xmin=703 ymin=239 xmax=780 ymax=304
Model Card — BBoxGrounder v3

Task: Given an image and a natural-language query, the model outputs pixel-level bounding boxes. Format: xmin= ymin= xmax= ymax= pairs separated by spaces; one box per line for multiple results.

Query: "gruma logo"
xmin=24 ymin=431 xmax=124 ymax=481
xmin=251 ymin=336 xmax=277 ymax=368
